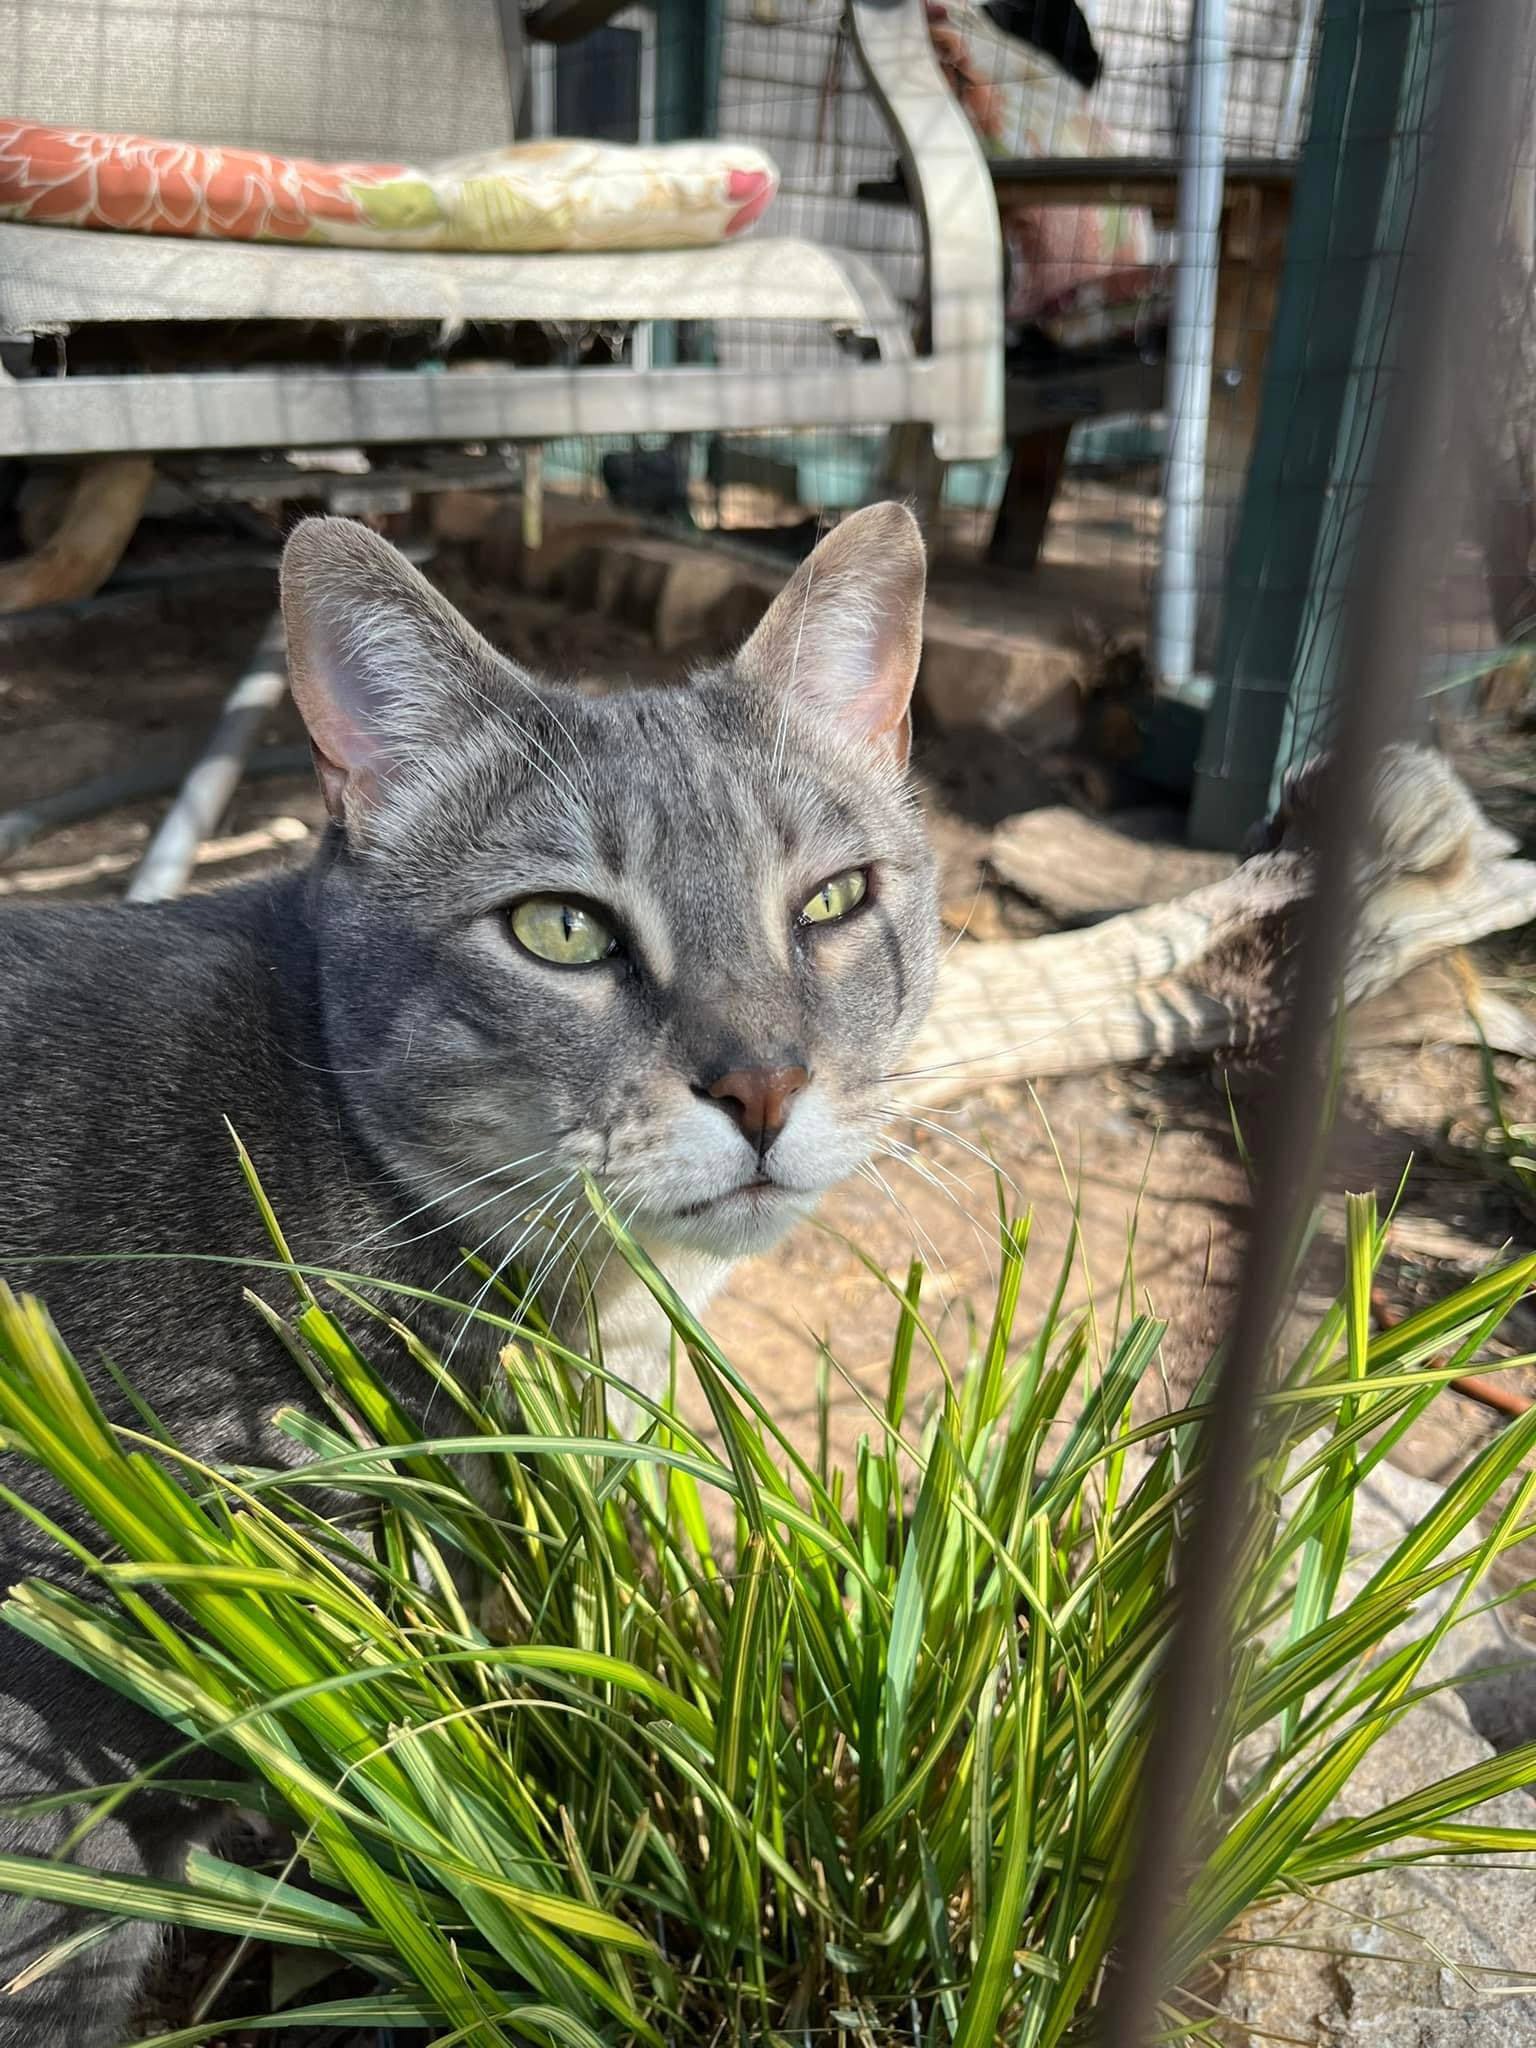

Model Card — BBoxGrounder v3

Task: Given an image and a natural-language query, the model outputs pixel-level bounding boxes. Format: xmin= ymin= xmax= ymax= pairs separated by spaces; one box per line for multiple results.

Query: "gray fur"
xmin=0 ymin=506 xmax=937 ymax=2043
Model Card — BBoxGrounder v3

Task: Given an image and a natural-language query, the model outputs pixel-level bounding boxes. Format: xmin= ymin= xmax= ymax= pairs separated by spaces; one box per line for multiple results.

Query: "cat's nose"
xmin=702 ymin=1064 xmax=810 ymax=1156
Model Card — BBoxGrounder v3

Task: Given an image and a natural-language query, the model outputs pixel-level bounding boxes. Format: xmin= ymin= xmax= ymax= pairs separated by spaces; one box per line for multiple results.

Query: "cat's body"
xmin=0 ymin=506 xmax=937 ymax=2044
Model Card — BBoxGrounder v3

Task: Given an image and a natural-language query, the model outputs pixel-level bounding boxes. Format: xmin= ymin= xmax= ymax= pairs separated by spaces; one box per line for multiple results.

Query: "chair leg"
xmin=878 ymin=421 xmax=944 ymax=533
xmin=986 ymin=423 xmax=1073 ymax=570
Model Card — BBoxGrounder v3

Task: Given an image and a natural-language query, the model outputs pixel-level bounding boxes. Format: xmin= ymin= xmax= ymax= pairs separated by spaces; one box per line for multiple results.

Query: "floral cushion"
xmin=0 ymin=122 xmax=779 ymax=252
xmin=925 ymin=1 xmax=1157 ymax=346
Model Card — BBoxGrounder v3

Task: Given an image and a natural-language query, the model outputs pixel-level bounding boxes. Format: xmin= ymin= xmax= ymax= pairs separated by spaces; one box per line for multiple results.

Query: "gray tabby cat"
xmin=0 ymin=502 xmax=937 ymax=2045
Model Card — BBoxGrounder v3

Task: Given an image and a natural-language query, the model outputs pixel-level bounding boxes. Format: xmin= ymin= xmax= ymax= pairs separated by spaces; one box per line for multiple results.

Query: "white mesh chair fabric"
xmin=1 ymin=0 xmax=521 ymax=161
xmin=0 ymin=226 xmax=891 ymax=334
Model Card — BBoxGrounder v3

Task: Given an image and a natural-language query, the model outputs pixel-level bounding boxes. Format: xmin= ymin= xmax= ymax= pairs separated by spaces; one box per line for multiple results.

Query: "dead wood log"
xmin=0 ymin=816 xmax=310 ymax=897
xmin=902 ymin=746 xmax=1536 ymax=1108
xmin=987 ymin=806 xmax=1235 ymax=921
xmin=1345 ymin=958 xmax=1536 ymax=1060
xmin=0 ymin=456 xmax=154 ymax=613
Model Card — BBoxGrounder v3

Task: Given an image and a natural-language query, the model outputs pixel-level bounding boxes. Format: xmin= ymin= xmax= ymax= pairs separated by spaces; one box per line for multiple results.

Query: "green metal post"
xmin=1188 ymin=0 xmax=1447 ymax=849
xmin=653 ymin=0 xmax=722 ymax=141
xmin=650 ymin=0 xmax=723 ymax=372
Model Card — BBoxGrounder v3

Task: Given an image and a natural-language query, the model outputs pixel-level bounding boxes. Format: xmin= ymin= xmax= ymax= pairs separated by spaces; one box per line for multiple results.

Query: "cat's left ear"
xmin=280 ymin=516 xmax=501 ymax=830
xmin=734 ymin=501 xmax=926 ymax=765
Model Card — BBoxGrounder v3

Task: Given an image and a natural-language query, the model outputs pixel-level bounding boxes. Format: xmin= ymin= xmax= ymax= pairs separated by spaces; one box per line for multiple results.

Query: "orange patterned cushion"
xmin=0 ymin=122 xmax=779 ymax=252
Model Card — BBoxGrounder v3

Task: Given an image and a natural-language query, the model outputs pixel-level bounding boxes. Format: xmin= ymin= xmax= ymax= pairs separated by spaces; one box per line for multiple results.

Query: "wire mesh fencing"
xmin=523 ymin=0 xmax=1326 ymax=608
xmin=1191 ymin=0 xmax=1536 ymax=841
xmin=1100 ymin=5 xmax=1532 ymax=2031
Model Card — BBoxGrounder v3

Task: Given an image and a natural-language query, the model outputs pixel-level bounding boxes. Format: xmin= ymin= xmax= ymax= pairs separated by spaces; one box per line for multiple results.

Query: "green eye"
xmin=800 ymin=867 xmax=868 ymax=926
xmin=509 ymin=898 xmax=618 ymax=966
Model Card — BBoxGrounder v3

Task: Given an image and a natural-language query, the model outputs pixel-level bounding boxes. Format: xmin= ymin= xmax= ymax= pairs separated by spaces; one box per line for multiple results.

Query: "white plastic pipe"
xmin=126 ymin=615 xmax=288 ymax=903
xmin=1152 ymin=0 xmax=1231 ymax=692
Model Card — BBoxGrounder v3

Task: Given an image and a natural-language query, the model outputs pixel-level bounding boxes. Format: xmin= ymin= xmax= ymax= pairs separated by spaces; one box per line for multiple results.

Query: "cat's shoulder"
xmin=0 ymin=875 xmax=303 ymax=1031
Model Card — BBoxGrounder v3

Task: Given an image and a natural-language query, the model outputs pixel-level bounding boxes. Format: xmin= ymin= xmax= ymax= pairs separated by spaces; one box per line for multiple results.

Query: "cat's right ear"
xmin=733 ymin=501 xmax=927 ymax=764
xmin=280 ymin=517 xmax=497 ymax=830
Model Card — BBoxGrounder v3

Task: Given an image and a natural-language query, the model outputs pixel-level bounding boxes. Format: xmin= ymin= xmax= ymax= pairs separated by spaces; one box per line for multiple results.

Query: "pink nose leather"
xmin=705 ymin=1065 xmax=809 ymax=1152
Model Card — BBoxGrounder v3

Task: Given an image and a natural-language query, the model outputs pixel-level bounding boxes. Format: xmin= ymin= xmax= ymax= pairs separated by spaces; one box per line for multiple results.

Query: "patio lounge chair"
xmin=0 ymin=0 xmax=1003 ymax=474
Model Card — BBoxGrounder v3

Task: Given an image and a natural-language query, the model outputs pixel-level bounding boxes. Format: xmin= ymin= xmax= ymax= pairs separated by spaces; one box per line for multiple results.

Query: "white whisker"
xmin=859 ymin=1160 xmax=957 ymax=1301
xmin=359 ymin=1145 xmax=563 ymax=1255
xmin=874 ymin=1140 xmax=999 ymax=1279
xmin=440 ymin=1184 xmax=583 ymax=1375
xmin=552 ymin=1174 xmax=646 ymax=1332
xmin=878 ymin=1135 xmax=984 ymax=1216
xmin=562 ymin=1189 xmax=643 ymax=1339
xmin=432 ymin=1173 xmax=578 ymax=1326
xmin=876 ymin=1126 xmax=978 ymax=1196
xmin=879 ymin=1109 xmax=1023 ymax=1197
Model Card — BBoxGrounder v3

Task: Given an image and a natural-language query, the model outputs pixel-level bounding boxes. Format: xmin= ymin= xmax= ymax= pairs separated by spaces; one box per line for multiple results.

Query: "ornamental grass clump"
xmin=1 ymin=1185 xmax=1535 ymax=2044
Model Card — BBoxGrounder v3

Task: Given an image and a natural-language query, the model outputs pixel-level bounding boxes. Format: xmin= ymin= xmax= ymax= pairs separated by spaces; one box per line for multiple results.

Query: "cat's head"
xmin=280 ymin=509 xmax=937 ymax=1267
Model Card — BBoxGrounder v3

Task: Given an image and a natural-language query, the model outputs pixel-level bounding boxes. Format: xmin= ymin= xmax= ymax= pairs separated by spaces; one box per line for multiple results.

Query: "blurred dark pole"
xmin=1098 ymin=2 xmax=1533 ymax=2042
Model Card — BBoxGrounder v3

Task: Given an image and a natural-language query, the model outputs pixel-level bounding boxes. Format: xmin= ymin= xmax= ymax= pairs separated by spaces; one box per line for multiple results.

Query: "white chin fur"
xmin=640 ymin=1186 xmax=819 ymax=1261
xmin=608 ymin=1084 xmax=869 ymax=1262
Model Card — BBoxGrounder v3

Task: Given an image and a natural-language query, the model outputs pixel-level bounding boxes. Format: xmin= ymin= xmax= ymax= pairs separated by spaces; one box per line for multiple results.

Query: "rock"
xmin=1459 ymin=1659 xmax=1536 ymax=1756
xmin=650 ymin=551 xmax=765 ymax=654
xmin=1219 ymin=1457 xmax=1536 ymax=2045
xmin=691 ymin=577 xmax=769 ymax=651
xmin=528 ymin=528 xmax=777 ymax=655
xmin=1223 ymin=1829 xmax=1536 ymax=2047
xmin=915 ymin=611 xmax=1082 ymax=745
xmin=471 ymin=494 xmax=639 ymax=595
xmin=426 ymin=489 xmax=508 ymax=542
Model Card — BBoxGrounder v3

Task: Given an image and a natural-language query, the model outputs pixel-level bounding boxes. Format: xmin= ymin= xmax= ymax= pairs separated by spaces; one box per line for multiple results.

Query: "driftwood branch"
xmin=0 ymin=456 xmax=155 ymax=613
xmin=0 ymin=816 xmax=311 ymax=897
xmin=0 ymin=745 xmax=312 ymax=862
xmin=902 ymin=746 xmax=1536 ymax=1108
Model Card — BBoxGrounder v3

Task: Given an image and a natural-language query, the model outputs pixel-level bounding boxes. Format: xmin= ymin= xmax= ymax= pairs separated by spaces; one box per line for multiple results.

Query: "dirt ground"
xmin=3 ymin=518 xmax=1533 ymax=1507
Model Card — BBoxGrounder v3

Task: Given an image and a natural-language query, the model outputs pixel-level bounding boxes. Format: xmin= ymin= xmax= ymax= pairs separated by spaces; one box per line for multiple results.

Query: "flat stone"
xmin=538 ymin=530 xmax=777 ymax=654
xmin=479 ymin=514 xmax=1148 ymax=749
xmin=916 ymin=614 xmax=1082 ymax=746
xmin=651 ymin=551 xmax=768 ymax=654
xmin=426 ymin=489 xmax=508 ymax=542
xmin=471 ymin=494 xmax=640 ymax=596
